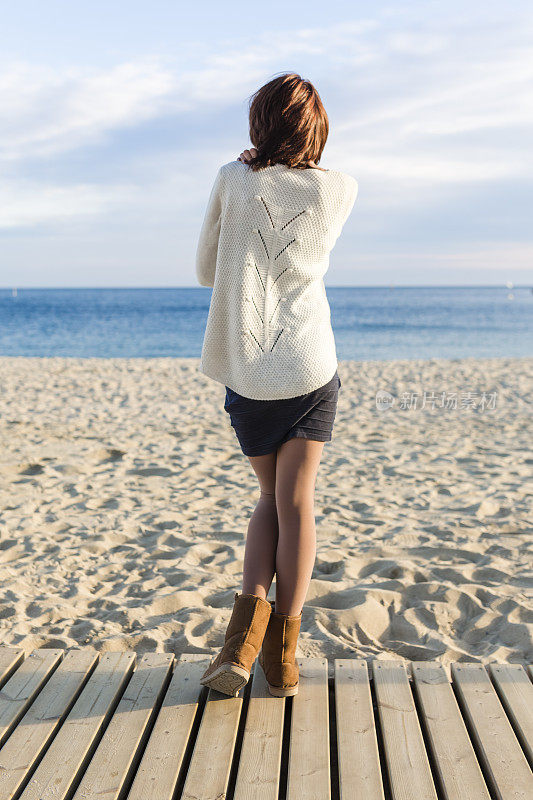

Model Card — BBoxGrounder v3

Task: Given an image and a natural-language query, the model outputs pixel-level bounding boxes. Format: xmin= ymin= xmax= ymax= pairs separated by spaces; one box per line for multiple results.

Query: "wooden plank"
xmin=373 ymin=660 xmax=438 ymax=800
xmin=0 ymin=648 xmax=97 ymax=800
xmin=233 ymin=660 xmax=285 ymax=800
xmin=181 ymin=660 xmax=244 ymax=800
xmin=70 ymin=652 xmax=173 ymax=800
xmin=287 ymin=657 xmax=330 ymax=800
xmin=0 ymin=649 xmax=63 ymax=750
xmin=412 ymin=662 xmax=490 ymax=800
xmin=452 ymin=662 xmax=533 ymax=800
xmin=0 ymin=648 xmax=24 ymax=688
xmin=127 ymin=654 xmax=209 ymax=800
xmin=489 ymin=663 xmax=533 ymax=767
xmin=19 ymin=651 xmax=135 ymax=800
xmin=335 ymin=659 xmax=385 ymax=800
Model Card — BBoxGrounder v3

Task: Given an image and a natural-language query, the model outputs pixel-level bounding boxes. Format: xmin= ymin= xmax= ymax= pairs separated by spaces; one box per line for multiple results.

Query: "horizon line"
xmin=1 ymin=284 xmax=531 ymax=291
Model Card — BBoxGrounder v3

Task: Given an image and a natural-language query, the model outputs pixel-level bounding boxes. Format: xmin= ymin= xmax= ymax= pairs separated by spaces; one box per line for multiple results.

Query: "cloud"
xmin=1 ymin=10 xmax=527 ymax=175
xmin=0 ymin=60 xmax=175 ymax=161
xmin=347 ymin=243 xmax=533 ymax=271
xmin=0 ymin=179 xmax=139 ymax=228
xmin=1 ymin=11 xmax=531 ymax=176
xmin=0 ymin=4 xmax=532 ymax=285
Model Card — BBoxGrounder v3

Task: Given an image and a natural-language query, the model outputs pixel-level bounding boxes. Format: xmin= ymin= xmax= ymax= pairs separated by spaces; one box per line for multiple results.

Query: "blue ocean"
xmin=0 ymin=287 xmax=531 ymax=360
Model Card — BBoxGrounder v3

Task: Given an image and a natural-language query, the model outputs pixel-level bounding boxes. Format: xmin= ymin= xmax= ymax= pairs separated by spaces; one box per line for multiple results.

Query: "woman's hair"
xmin=246 ymin=72 xmax=329 ymax=171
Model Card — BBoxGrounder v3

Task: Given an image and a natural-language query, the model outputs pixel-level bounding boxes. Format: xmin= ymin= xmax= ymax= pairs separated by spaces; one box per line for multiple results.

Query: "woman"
xmin=196 ymin=73 xmax=358 ymax=697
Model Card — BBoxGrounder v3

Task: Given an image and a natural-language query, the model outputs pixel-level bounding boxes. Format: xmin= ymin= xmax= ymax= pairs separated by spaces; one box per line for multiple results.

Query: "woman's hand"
xmin=237 ymin=148 xmax=258 ymax=163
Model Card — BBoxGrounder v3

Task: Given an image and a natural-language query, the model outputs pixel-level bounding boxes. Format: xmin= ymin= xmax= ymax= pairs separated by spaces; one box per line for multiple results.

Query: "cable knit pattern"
xmin=195 ymin=160 xmax=358 ymax=400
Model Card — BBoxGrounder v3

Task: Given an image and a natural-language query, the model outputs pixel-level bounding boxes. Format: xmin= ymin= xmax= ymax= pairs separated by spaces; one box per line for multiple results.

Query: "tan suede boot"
xmin=199 ymin=591 xmax=272 ymax=696
xmin=258 ymin=599 xmax=302 ymax=697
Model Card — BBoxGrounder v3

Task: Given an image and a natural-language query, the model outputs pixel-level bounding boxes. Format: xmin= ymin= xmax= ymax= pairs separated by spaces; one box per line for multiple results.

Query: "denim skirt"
xmin=223 ymin=370 xmax=341 ymax=457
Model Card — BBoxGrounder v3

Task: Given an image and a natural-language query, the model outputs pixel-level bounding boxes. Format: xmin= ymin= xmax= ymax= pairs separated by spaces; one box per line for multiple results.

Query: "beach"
xmin=0 ymin=355 xmax=531 ymax=675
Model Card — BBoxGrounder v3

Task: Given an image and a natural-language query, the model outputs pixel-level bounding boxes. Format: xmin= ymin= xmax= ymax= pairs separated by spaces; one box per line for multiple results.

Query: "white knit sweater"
xmin=195 ymin=160 xmax=358 ymax=400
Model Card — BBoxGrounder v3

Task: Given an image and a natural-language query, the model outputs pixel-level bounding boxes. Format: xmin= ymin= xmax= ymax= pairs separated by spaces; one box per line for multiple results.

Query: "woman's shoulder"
xmin=220 ymin=159 xmax=247 ymax=176
xmin=326 ymin=168 xmax=358 ymax=192
xmin=326 ymin=170 xmax=359 ymax=209
xmin=300 ymin=164 xmax=358 ymax=199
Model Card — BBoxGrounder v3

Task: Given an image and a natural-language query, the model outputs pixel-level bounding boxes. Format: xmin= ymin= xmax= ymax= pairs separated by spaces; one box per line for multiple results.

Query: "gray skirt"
xmin=223 ymin=370 xmax=341 ymax=457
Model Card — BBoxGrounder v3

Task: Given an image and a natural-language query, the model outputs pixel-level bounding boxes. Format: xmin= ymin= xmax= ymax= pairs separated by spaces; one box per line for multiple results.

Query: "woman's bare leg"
xmin=241 ymin=450 xmax=279 ymax=601
xmin=274 ymin=438 xmax=325 ymax=615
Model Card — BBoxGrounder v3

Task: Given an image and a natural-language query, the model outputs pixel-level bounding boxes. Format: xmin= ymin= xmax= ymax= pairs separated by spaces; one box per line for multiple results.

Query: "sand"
xmin=0 ymin=356 xmax=531 ymax=675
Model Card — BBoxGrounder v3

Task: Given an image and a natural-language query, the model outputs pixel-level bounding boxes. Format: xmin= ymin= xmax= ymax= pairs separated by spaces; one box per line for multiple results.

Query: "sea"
xmin=0 ymin=287 xmax=531 ymax=360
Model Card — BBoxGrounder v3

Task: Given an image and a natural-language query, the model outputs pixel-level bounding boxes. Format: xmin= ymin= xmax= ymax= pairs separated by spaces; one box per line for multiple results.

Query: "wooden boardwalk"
xmin=0 ymin=648 xmax=531 ymax=800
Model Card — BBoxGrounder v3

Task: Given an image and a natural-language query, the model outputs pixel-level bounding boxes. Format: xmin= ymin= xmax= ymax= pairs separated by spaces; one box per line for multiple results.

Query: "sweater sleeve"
xmin=195 ymin=166 xmax=224 ymax=287
xmin=330 ymin=175 xmax=359 ymax=248
xmin=340 ymin=175 xmax=358 ymax=227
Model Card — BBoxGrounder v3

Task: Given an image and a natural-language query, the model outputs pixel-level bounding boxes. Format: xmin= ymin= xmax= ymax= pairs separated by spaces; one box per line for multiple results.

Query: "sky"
xmin=1 ymin=0 xmax=532 ymax=287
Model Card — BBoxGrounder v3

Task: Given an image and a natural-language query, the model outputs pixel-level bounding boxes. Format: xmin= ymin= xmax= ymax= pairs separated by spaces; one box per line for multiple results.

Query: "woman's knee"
xmin=275 ymin=488 xmax=315 ymax=518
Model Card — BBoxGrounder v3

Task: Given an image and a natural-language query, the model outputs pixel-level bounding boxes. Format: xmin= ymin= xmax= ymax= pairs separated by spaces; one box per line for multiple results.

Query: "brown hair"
xmin=245 ymin=72 xmax=329 ymax=171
